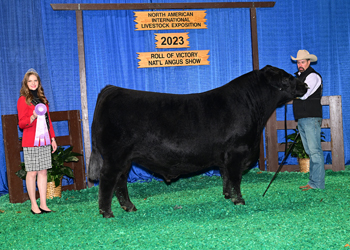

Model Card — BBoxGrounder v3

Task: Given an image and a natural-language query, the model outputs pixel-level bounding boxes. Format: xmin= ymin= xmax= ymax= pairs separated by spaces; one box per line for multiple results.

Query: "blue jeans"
xmin=298 ymin=117 xmax=325 ymax=189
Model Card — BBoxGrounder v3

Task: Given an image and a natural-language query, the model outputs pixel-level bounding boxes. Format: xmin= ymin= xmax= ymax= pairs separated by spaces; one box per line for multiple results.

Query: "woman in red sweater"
xmin=17 ymin=69 xmax=57 ymax=214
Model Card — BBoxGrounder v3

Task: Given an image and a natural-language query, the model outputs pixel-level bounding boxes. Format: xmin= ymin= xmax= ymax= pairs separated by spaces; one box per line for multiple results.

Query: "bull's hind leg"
xmin=219 ymin=167 xmax=232 ymax=199
xmin=224 ymin=164 xmax=245 ymax=205
xmin=229 ymin=173 xmax=245 ymax=205
xmin=114 ymin=169 xmax=137 ymax=212
xmin=98 ymin=160 xmax=120 ymax=218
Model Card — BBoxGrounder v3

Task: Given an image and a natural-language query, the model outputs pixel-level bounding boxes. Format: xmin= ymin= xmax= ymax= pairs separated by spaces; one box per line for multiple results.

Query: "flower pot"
xmin=46 ymin=178 xmax=62 ymax=199
xmin=298 ymin=158 xmax=310 ymax=173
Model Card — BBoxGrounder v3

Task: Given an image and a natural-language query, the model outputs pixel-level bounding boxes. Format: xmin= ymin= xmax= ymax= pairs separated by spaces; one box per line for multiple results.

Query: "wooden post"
xmin=328 ymin=96 xmax=344 ymax=171
xmin=250 ymin=7 xmax=259 ymax=70
xmin=76 ymin=10 xmax=93 ymax=187
xmin=2 ymin=115 xmax=25 ymax=202
xmin=249 ymin=7 xmax=265 ymax=170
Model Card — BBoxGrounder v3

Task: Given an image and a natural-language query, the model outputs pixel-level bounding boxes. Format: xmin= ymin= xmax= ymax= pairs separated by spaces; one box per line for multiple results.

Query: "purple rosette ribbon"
xmin=34 ymin=103 xmax=50 ymax=146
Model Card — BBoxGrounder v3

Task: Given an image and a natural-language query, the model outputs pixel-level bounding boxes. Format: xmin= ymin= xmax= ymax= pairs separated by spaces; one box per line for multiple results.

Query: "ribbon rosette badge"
xmin=34 ymin=103 xmax=50 ymax=146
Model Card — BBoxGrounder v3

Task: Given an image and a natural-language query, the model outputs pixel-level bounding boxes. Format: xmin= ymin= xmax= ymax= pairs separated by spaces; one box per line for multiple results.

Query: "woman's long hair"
xmin=19 ymin=72 xmax=48 ymax=105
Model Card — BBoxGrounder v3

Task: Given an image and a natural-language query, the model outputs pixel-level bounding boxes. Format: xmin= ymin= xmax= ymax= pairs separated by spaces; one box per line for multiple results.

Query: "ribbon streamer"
xmin=34 ymin=103 xmax=51 ymax=146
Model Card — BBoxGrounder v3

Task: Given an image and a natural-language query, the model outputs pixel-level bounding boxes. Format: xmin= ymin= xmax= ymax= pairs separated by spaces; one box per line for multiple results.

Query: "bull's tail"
xmin=88 ymin=85 xmax=113 ymax=181
xmin=88 ymin=142 xmax=103 ymax=181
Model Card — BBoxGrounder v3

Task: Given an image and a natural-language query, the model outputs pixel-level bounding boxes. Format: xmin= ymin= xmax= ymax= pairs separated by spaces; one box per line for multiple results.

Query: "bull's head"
xmin=261 ymin=65 xmax=308 ymax=101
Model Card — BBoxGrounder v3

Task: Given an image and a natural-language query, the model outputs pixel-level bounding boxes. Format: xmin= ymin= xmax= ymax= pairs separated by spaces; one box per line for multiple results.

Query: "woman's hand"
xmin=30 ymin=110 xmax=38 ymax=124
xmin=51 ymin=138 xmax=57 ymax=153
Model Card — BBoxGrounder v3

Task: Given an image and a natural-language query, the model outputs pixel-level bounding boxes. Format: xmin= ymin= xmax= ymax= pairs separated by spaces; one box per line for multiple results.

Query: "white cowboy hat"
xmin=291 ymin=50 xmax=317 ymax=62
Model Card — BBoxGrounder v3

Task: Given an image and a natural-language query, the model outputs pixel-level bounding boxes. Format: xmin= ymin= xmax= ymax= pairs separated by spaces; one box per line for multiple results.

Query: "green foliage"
xmin=15 ymin=162 xmax=27 ymax=180
xmin=282 ymin=127 xmax=325 ymax=159
xmin=283 ymin=129 xmax=308 ymax=159
xmin=15 ymin=146 xmax=82 ymax=187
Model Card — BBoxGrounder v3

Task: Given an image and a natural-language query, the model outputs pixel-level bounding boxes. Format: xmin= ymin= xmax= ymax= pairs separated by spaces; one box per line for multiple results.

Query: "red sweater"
xmin=17 ymin=96 xmax=56 ymax=147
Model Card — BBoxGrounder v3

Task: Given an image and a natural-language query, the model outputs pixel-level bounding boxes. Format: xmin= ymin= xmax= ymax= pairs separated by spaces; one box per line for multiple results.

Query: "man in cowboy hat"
xmin=291 ymin=49 xmax=325 ymax=191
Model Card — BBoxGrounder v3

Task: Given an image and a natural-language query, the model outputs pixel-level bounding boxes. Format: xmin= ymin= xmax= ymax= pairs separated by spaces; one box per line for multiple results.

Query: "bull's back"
xmin=94 ymin=83 xmax=257 ymax=145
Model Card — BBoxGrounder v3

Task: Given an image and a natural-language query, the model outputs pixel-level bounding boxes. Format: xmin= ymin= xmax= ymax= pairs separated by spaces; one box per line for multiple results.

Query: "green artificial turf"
xmin=1 ymin=167 xmax=350 ymax=249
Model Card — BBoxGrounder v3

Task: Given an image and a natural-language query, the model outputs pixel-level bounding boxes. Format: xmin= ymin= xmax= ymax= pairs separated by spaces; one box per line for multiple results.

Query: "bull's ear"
xmin=260 ymin=65 xmax=281 ymax=81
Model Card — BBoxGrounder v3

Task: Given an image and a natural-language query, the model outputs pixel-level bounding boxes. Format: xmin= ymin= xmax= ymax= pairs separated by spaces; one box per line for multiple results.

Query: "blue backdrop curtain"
xmin=1 ymin=0 xmax=350 ymax=194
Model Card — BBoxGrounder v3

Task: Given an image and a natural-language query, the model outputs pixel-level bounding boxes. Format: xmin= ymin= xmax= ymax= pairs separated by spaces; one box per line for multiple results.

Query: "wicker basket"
xmin=298 ymin=158 xmax=310 ymax=173
xmin=46 ymin=178 xmax=62 ymax=199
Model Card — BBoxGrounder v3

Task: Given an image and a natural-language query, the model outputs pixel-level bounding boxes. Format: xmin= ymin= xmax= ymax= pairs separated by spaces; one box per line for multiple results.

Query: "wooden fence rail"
xmin=265 ymin=95 xmax=344 ymax=172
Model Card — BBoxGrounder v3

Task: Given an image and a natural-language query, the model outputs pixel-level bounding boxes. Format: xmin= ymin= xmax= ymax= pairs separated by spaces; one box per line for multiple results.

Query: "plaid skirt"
xmin=23 ymin=145 xmax=52 ymax=172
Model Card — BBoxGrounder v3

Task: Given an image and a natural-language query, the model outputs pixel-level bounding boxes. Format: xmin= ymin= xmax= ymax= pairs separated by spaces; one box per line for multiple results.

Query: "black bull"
xmin=88 ymin=65 xmax=307 ymax=218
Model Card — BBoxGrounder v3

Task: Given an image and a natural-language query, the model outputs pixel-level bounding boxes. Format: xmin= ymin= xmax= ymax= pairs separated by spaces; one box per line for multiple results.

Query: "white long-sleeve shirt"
xmin=298 ymin=72 xmax=322 ymax=100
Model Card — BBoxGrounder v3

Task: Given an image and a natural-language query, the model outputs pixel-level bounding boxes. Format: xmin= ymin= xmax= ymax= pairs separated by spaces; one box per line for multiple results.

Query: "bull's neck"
xmin=240 ymin=83 xmax=282 ymax=129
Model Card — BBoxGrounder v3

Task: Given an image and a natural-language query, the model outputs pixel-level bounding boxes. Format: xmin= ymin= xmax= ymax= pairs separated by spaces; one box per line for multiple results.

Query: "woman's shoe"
xmin=39 ymin=207 xmax=54 ymax=213
xmin=31 ymin=209 xmax=42 ymax=215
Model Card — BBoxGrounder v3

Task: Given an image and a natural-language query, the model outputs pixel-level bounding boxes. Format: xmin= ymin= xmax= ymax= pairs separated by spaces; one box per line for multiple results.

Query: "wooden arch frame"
xmin=51 ymin=2 xmax=276 ymax=184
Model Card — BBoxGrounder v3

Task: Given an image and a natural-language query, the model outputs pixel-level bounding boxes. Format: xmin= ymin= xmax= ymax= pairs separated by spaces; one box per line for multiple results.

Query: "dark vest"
xmin=293 ymin=66 xmax=323 ymax=120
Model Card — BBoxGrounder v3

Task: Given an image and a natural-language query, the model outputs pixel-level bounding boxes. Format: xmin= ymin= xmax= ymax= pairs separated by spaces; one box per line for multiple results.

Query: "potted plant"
xmin=283 ymin=127 xmax=325 ymax=172
xmin=16 ymin=146 xmax=82 ymax=198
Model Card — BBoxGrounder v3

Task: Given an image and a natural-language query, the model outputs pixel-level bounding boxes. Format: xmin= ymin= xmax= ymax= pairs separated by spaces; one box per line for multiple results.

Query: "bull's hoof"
xmin=99 ymin=209 xmax=115 ymax=218
xmin=232 ymin=198 xmax=245 ymax=205
xmin=103 ymin=212 xmax=115 ymax=218
xmin=121 ymin=205 xmax=137 ymax=212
